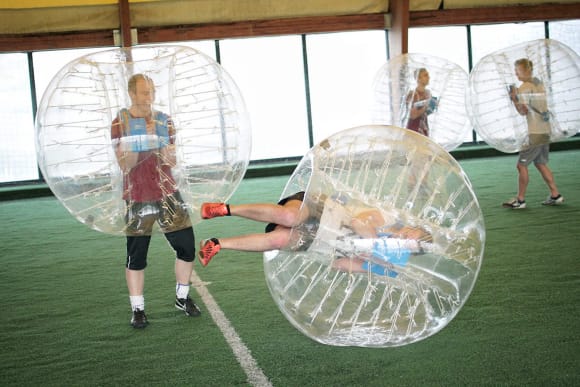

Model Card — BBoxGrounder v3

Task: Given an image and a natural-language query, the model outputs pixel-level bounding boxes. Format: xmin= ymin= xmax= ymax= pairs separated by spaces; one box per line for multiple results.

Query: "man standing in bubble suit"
xmin=111 ymin=74 xmax=201 ymax=329
xmin=503 ymin=58 xmax=564 ymax=209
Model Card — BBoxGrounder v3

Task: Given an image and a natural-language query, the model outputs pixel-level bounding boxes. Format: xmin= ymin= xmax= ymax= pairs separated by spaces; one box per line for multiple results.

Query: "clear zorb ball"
xmin=467 ymin=38 xmax=580 ymax=153
xmin=371 ymin=53 xmax=471 ymax=151
xmin=264 ymin=125 xmax=485 ymax=347
xmin=35 ymin=45 xmax=251 ymax=235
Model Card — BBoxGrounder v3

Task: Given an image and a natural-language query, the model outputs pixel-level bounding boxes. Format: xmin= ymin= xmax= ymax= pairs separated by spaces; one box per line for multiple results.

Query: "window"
xmin=219 ymin=35 xmax=309 ymax=161
xmin=470 ymin=22 xmax=545 ymax=66
xmin=180 ymin=40 xmax=217 ymax=60
xmin=33 ymin=48 xmax=107 ymax=110
xmin=0 ymin=53 xmax=37 ymax=183
xmin=549 ymin=19 xmax=580 ymax=55
xmin=306 ymin=31 xmax=388 ymax=144
xmin=409 ymin=26 xmax=469 ymax=72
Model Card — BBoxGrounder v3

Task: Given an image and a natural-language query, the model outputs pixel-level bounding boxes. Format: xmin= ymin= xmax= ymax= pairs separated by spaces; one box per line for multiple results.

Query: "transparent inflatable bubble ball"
xmin=467 ymin=38 xmax=580 ymax=153
xmin=264 ymin=125 xmax=485 ymax=347
xmin=35 ymin=45 xmax=251 ymax=235
xmin=372 ymin=53 xmax=471 ymax=151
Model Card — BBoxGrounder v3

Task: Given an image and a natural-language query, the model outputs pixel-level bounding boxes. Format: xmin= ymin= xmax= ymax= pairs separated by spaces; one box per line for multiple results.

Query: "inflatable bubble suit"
xmin=371 ymin=53 xmax=471 ymax=151
xmin=467 ymin=38 xmax=580 ymax=153
xmin=263 ymin=125 xmax=485 ymax=347
xmin=35 ymin=45 xmax=251 ymax=235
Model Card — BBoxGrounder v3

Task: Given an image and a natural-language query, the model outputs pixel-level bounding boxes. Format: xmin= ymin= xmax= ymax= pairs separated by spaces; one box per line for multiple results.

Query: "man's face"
xmin=130 ymin=78 xmax=155 ymax=111
xmin=515 ymin=64 xmax=531 ymax=82
xmin=395 ymin=226 xmax=425 ymax=240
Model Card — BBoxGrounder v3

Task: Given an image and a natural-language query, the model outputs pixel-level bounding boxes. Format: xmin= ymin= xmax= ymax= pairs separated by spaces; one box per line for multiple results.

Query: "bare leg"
xmin=332 ymin=257 xmax=366 ymax=273
xmin=229 ymin=200 xmax=306 ymax=227
xmin=218 ymin=227 xmax=291 ymax=252
xmin=535 ymin=163 xmax=560 ymax=197
xmin=126 ymin=268 xmax=144 ymax=296
xmin=175 ymin=259 xmax=193 ymax=285
xmin=516 ymin=163 xmax=529 ymax=201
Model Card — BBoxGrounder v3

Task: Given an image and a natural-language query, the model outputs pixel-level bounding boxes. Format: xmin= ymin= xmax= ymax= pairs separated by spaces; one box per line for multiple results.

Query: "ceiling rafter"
xmin=0 ymin=3 xmax=578 ymax=52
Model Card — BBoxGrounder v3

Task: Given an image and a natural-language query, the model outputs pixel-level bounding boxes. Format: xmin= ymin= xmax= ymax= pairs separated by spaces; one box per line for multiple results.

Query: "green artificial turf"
xmin=1 ymin=151 xmax=579 ymax=386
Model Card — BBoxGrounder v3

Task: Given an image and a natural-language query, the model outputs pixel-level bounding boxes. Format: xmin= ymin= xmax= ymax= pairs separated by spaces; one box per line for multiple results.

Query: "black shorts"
xmin=125 ymin=227 xmax=196 ymax=270
xmin=265 ymin=191 xmax=305 ymax=233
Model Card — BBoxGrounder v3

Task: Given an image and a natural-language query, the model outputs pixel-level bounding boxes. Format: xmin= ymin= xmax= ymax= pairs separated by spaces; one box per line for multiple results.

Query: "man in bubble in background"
xmin=111 ymin=73 xmax=201 ymax=329
xmin=503 ymin=58 xmax=564 ymax=209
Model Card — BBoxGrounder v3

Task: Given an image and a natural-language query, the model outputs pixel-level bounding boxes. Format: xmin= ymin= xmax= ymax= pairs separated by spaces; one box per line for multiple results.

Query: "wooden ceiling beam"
xmin=0 ymin=30 xmax=114 ymax=52
xmin=0 ymin=4 xmax=578 ymax=53
xmin=389 ymin=0 xmax=409 ymax=57
xmin=139 ymin=13 xmax=386 ymax=43
xmin=410 ymin=3 xmax=580 ymax=27
xmin=118 ymin=0 xmax=132 ymax=47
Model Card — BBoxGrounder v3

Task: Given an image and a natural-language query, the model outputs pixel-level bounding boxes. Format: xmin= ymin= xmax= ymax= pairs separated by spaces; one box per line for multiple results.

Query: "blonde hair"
xmin=128 ymin=73 xmax=154 ymax=93
xmin=514 ymin=58 xmax=533 ymax=72
xmin=414 ymin=67 xmax=428 ymax=80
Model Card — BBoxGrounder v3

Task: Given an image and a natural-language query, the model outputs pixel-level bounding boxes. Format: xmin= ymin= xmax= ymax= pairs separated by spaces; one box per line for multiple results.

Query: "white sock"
xmin=130 ymin=295 xmax=145 ymax=311
xmin=176 ymin=283 xmax=190 ymax=299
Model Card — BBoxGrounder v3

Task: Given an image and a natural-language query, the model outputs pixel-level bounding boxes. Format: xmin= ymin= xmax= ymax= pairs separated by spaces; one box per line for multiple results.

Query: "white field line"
xmin=191 ymin=269 xmax=273 ymax=387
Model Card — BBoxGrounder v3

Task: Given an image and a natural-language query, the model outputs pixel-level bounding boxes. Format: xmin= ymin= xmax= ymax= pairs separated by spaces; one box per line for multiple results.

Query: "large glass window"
xmin=470 ymin=22 xmax=545 ymax=66
xmin=0 ymin=53 xmax=37 ymax=183
xmin=180 ymin=40 xmax=217 ymax=60
xmin=549 ymin=19 xmax=580 ymax=55
xmin=306 ymin=31 xmax=388 ymax=144
xmin=33 ymin=48 xmax=106 ymax=110
xmin=219 ymin=35 xmax=309 ymax=161
xmin=409 ymin=26 xmax=469 ymax=72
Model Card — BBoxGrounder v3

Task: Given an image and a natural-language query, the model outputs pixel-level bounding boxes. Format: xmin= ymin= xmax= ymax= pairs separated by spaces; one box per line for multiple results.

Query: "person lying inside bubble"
xmin=197 ymin=190 xmax=433 ymax=279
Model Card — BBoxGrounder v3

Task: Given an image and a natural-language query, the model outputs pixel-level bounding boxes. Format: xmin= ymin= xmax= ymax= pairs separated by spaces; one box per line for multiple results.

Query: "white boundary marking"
xmin=191 ymin=269 xmax=272 ymax=387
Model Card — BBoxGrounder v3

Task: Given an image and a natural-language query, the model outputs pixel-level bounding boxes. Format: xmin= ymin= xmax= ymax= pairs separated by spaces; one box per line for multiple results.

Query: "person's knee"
xmin=165 ymin=227 xmax=195 ymax=262
xmin=278 ymin=207 xmax=301 ymax=227
xmin=126 ymin=256 xmax=147 ymax=270
xmin=268 ymin=229 xmax=291 ymax=250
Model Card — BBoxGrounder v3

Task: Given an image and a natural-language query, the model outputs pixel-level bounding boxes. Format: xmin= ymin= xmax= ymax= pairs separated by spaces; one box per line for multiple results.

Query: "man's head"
xmin=514 ymin=58 xmax=533 ymax=82
xmin=128 ymin=74 xmax=155 ymax=115
xmin=392 ymin=225 xmax=433 ymax=243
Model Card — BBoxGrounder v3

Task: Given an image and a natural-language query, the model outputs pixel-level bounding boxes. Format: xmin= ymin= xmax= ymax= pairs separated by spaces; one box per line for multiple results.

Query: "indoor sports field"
xmin=1 ymin=149 xmax=579 ymax=386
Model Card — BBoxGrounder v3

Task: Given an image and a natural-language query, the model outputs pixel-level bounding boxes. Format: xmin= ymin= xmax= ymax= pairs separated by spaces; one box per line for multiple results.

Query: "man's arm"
xmin=112 ymin=119 xmax=139 ymax=172
xmin=509 ymin=85 xmax=529 ymax=116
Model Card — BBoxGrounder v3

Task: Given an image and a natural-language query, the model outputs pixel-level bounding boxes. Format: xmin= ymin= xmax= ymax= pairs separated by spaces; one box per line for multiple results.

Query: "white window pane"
xmin=220 ymin=35 xmax=309 ymax=160
xmin=471 ymin=22 xmax=545 ymax=66
xmin=33 ymin=47 xmax=106 ymax=110
xmin=179 ymin=40 xmax=217 ymax=60
xmin=307 ymin=31 xmax=387 ymax=143
xmin=549 ymin=20 xmax=580 ymax=55
xmin=409 ymin=26 xmax=469 ymax=72
xmin=0 ymin=53 xmax=38 ymax=183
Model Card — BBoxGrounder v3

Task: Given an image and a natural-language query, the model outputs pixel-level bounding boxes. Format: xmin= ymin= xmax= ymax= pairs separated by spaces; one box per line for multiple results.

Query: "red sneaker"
xmin=199 ymin=238 xmax=221 ymax=266
xmin=201 ymin=203 xmax=229 ymax=219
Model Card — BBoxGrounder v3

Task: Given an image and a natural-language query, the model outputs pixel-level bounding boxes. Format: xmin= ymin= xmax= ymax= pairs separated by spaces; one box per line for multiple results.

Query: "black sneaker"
xmin=131 ymin=309 xmax=148 ymax=329
xmin=175 ymin=296 xmax=201 ymax=317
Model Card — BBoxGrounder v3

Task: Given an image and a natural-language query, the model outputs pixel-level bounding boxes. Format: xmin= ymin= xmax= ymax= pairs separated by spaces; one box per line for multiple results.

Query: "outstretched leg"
xmin=198 ymin=227 xmax=291 ymax=266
